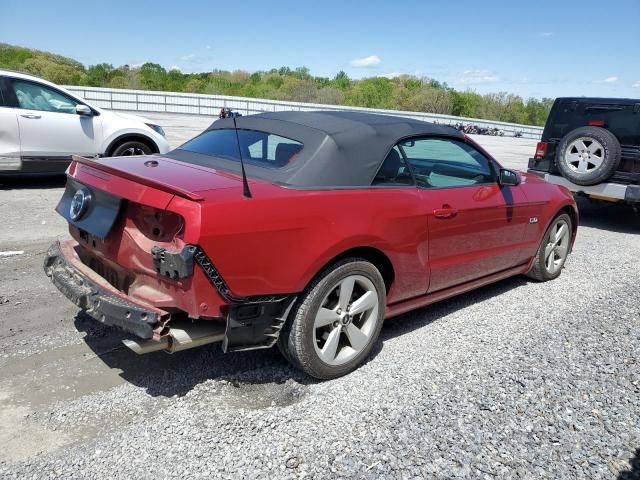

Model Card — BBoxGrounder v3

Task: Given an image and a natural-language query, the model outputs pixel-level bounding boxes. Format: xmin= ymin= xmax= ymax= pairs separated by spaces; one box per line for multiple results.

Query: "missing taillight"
xmin=535 ymin=141 xmax=548 ymax=159
xmin=130 ymin=204 xmax=184 ymax=241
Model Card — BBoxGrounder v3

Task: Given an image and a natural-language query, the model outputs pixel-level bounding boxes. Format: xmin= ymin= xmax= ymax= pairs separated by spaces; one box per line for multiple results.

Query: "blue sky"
xmin=2 ymin=0 xmax=640 ymax=99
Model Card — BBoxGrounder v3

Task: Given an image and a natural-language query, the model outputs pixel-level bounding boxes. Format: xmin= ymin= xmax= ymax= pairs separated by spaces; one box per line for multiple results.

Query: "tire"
xmin=110 ymin=140 xmax=153 ymax=157
xmin=555 ymin=126 xmax=621 ymax=186
xmin=278 ymin=258 xmax=386 ymax=380
xmin=526 ymin=213 xmax=572 ymax=282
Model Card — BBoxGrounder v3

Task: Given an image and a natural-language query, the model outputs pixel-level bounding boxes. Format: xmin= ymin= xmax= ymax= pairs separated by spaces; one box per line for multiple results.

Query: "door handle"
xmin=20 ymin=114 xmax=41 ymax=119
xmin=433 ymin=205 xmax=458 ymax=219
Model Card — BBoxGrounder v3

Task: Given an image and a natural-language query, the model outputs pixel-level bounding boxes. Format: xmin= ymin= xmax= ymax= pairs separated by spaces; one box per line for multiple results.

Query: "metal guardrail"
xmin=64 ymin=86 xmax=544 ymax=140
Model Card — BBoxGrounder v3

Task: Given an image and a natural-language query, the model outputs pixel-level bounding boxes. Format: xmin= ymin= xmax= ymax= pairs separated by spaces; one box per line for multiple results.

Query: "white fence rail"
xmin=65 ymin=86 xmax=544 ymax=140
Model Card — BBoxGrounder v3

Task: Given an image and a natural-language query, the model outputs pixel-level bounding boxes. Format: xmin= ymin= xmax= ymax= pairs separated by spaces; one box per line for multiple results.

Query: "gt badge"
xmin=70 ymin=187 xmax=92 ymax=221
xmin=529 ymin=216 xmax=538 ymax=224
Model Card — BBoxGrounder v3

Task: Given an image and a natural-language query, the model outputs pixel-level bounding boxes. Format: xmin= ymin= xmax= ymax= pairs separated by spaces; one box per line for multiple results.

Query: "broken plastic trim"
xmin=151 ymin=245 xmax=195 ymax=280
xmin=223 ymin=296 xmax=297 ymax=352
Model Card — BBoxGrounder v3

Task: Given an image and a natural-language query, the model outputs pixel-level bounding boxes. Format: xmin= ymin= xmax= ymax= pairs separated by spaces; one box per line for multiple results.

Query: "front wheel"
xmin=110 ymin=140 xmax=153 ymax=157
xmin=526 ymin=213 xmax=573 ymax=282
xmin=278 ymin=259 xmax=386 ymax=380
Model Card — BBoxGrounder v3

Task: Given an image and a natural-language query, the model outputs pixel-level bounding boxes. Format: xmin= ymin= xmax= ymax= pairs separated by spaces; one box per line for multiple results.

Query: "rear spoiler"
xmin=70 ymin=155 xmax=205 ymax=202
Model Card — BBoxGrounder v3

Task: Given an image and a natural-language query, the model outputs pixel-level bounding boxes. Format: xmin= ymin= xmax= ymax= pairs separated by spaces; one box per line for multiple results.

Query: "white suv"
xmin=0 ymin=70 xmax=170 ymax=174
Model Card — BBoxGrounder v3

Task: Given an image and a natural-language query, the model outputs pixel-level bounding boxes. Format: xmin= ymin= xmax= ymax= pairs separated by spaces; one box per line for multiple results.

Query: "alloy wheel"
xmin=564 ymin=137 xmax=604 ymax=174
xmin=121 ymin=146 xmax=147 ymax=156
xmin=313 ymin=274 xmax=379 ymax=366
xmin=543 ymin=218 xmax=570 ymax=275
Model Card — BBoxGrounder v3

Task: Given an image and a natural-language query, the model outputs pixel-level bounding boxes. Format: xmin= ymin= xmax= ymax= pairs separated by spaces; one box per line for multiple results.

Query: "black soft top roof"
xmin=167 ymin=110 xmax=462 ymax=188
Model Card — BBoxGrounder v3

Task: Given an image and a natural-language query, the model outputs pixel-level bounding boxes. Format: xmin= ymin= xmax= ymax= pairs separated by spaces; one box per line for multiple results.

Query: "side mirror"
xmin=499 ymin=168 xmax=520 ymax=186
xmin=76 ymin=104 xmax=93 ymax=116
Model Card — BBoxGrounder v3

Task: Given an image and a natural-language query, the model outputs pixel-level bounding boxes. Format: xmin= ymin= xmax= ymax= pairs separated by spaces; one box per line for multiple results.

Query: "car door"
xmin=0 ymin=76 xmax=21 ymax=171
xmin=398 ymin=136 xmax=529 ymax=293
xmin=8 ymin=78 xmax=100 ymax=171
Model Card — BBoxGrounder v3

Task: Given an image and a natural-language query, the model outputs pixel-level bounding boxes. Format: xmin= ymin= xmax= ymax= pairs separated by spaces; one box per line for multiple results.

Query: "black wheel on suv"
xmin=555 ymin=126 xmax=621 ymax=186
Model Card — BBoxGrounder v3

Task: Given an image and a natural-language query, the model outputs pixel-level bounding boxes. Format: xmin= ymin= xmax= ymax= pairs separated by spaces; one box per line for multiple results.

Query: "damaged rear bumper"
xmin=44 ymin=241 xmax=168 ymax=339
xmin=44 ymin=240 xmax=298 ymax=353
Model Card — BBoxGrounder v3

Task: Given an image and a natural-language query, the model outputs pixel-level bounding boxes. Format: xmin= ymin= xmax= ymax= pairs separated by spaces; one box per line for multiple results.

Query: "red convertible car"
xmin=44 ymin=111 xmax=577 ymax=379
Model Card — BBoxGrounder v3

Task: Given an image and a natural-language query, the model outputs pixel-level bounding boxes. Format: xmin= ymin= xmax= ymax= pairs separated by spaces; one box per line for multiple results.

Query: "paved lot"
xmin=0 ymin=114 xmax=639 ymax=479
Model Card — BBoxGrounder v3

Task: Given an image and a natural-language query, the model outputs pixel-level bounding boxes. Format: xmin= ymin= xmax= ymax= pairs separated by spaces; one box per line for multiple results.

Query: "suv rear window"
xmin=180 ymin=129 xmax=303 ymax=168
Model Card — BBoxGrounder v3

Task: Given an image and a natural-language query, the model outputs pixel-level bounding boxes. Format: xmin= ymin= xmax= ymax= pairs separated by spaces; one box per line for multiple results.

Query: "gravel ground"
xmin=0 ymin=119 xmax=639 ymax=479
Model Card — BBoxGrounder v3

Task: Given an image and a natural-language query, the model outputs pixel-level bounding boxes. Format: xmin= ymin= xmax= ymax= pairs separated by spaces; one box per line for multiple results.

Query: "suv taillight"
xmin=535 ymin=142 xmax=548 ymax=159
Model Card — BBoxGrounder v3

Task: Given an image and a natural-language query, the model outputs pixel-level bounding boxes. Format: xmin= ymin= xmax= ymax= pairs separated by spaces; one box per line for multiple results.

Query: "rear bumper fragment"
xmin=45 ymin=240 xmax=298 ymax=352
xmin=44 ymin=241 xmax=168 ymax=339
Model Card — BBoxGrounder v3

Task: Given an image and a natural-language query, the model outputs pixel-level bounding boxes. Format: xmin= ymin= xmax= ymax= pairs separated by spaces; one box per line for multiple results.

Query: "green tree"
xmin=165 ymin=68 xmax=184 ymax=92
xmin=184 ymin=78 xmax=204 ymax=93
xmin=0 ymin=43 xmax=552 ymax=126
xmin=109 ymin=76 xmax=128 ymax=89
xmin=348 ymin=77 xmax=392 ymax=108
xmin=451 ymin=91 xmax=483 ymax=118
xmin=333 ymin=71 xmax=351 ymax=90
xmin=138 ymin=63 xmax=167 ymax=90
xmin=86 ymin=63 xmax=114 ymax=87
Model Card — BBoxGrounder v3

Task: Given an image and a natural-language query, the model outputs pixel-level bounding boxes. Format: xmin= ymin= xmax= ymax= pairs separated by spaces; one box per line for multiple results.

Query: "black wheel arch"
xmin=560 ymin=204 xmax=578 ymax=241
xmin=105 ymin=134 xmax=159 ymax=157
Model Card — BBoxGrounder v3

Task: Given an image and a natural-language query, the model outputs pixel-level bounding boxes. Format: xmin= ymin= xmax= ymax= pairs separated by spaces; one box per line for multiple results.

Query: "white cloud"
xmin=350 ymin=55 xmax=381 ymax=68
xmin=206 ymin=45 xmax=212 ymax=50
xmin=169 ymin=65 xmax=182 ymax=72
xmin=379 ymin=72 xmax=408 ymax=79
xmin=180 ymin=53 xmax=196 ymax=62
xmin=457 ymin=69 xmax=499 ymax=84
xmin=633 ymin=81 xmax=640 ymax=88
xmin=604 ymin=76 xmax=618 ymax=83
xmin=538 ymin=32 xmax=554 ymax=37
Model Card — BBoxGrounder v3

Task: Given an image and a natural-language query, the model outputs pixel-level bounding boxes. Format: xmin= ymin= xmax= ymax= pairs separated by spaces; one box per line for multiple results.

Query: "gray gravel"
xmin=0 ymin=125 xmax=639 ymax=479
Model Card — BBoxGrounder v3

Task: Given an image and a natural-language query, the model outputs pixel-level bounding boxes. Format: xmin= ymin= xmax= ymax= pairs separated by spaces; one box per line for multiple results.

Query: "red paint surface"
xmin=64 ymin=153 xmax=578 ymax=321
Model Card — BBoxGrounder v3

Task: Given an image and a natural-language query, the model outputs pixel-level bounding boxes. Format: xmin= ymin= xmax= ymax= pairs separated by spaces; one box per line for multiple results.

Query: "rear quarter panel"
xmin=189 ymin=184 xmax=429 ymax=303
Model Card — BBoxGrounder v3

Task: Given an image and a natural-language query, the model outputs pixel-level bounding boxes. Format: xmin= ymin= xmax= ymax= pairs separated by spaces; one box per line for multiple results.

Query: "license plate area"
xmin=56 ymin=177 xmax=122 ymax=239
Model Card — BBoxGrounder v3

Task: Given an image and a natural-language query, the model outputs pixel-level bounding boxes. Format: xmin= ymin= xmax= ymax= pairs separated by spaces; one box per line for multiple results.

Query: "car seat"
xmin=274 ymin=143 xmax=303 ymax=167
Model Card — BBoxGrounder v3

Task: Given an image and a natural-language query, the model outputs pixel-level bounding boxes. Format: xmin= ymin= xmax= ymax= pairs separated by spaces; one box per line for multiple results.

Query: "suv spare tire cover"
xmin=555 ymin=126 xmax=621 ymax=186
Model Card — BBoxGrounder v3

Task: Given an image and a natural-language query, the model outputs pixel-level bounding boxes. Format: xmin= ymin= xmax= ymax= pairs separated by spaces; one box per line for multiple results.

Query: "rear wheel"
xmin=555 ymin=126 xmax=621 ymax=186
xmin=526 ymin=213 xmax=573 ymax=282
xmin=278 ymin=258 xmax=385 ymax=380
xmin=110 ymin=140 xmax=153 ymax=157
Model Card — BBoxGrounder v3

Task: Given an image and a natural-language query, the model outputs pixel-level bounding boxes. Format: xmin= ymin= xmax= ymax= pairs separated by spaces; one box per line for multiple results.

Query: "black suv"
xmin=528 ymin=97 xmax=640 ymax=206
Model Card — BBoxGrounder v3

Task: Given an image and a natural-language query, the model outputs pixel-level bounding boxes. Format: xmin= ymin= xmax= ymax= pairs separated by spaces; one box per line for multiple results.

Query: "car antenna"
xmin=232 ymin=115 xmax=252 ymax=198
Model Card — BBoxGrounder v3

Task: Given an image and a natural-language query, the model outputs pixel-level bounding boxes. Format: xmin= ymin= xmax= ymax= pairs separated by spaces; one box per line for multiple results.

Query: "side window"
xmin=11 ymin=80 xmax=78 ymax=114
xmin=372 ymin=147 xmax=414 ymax=186
xmin=398 ymin=137 xmax=494 ymax=188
